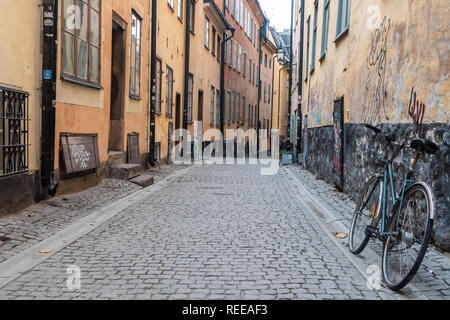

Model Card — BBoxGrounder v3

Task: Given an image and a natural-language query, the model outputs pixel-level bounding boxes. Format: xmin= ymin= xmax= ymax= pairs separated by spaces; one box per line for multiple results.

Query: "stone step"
xmin=108 ymin=151 xmax=126 ymax=166
xmin=109 ymin=163 xmax=142 ymax=180
xmin=129 ymin=174 xmax=154 ymax=188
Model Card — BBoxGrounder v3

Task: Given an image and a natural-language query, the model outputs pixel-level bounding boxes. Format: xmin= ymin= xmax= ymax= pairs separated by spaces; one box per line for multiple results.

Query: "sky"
xmin=259 ymin=0 xmax=292 ymax=32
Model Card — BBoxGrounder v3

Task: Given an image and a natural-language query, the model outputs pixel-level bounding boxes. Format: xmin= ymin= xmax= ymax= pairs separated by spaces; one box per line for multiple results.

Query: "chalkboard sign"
xmin=127 ymin=133 xmax=140 ymax=164
xmin=60 ymin=133 xmax=100 ymax=174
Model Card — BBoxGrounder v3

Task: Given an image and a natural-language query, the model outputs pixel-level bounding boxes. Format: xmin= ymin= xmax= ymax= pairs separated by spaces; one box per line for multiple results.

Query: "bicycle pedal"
xmin=365 ymin=226 xmax=379 ymax=237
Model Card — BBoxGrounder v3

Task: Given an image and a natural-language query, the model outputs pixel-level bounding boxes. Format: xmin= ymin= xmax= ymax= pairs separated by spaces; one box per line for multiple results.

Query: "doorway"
xmin=108 ymin=17 xmax=126 ymax=152
xmin=198 ymin=90 xmax=204 ymax=122
xmin=175 ymin=93 xmax=182 ymax=130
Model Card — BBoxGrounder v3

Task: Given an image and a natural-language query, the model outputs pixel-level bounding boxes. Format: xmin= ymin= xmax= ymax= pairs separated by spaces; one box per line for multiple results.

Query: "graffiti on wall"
xmin=363 ymin=16 xmax=391 ymax=123
xmin=333 ymin=99 xmax=344 ymax=190
xmin=408 ymin=87 xmax=426 ymax=138
xmin=309 ymin=89 xmax=321 ymax=126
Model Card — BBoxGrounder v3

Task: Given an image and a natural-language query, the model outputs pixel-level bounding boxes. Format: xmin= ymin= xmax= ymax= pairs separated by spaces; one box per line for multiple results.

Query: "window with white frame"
xmin=168 ymin=0 xmax=174 ymax=10
xmin=62 ymin=0 xmax=101 ymax=85
xmin=216 ymin=89 xmax=220 ymax=125
xmin=130 ymin=11 xmax=142 ymax=97
xmin=237 ymin=45 xmax=242 ymax=73
xmin=177 ymin=0 xmax=183 ymax=20
xmin=205 ymin=17 xmax=210 ymax=49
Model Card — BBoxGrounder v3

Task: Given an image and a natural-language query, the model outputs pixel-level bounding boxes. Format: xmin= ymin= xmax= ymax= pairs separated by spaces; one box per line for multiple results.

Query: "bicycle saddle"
xmin=410 ymin=138 xmax=439 ymax=155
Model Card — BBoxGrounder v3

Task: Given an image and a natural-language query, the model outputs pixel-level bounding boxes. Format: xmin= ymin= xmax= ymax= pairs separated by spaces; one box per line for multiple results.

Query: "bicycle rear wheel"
xmin=349 ymin=176 xmax=383 ymax=255
xmin=382 ymin=182 xmax=434 ymax=291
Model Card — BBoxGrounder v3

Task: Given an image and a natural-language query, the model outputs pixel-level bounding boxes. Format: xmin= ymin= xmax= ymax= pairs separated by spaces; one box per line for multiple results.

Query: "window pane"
xmin=64 ymin=0 xmax=75 ymax=32
xmin=135 ymin=70 xmax=140 ymax=96
xmin=90 ymin=9 xmax=99 ymax=46
xmin=91 ymin=0 xmax=100 ymax=11
xmin=136 ymin=45 xmax=141 ymax=71
xmin=63 ymin=31 xmax=75 ymax=75
xmin=78 ymin=0 xmax=89 ymax=41
xmin=89 ymin=45 xmax=99 ymax=82
xmin=131 ymin=43 xmax=136 ymax=69
xmin=77 ymin=39 xmax=88 ymax=79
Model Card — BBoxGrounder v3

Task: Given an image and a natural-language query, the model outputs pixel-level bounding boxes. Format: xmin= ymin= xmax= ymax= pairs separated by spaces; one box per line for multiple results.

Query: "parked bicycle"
xmin=348 ymin=124 xmax=438 ymax=291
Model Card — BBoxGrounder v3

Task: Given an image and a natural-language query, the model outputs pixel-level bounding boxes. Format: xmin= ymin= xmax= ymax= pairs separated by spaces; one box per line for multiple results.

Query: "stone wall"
xmin=305 ymin=123 xmax=450 ymax=251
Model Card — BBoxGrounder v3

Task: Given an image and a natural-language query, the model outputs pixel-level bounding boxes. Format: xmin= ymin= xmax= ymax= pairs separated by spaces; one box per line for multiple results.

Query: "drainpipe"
xmin=297 ymin=0 xmax=305 ymax=153
xmin=149 ymin=0 xmax=157 ymax=166
xmin=183 ymin=0 xmax=192 ymax=132
xmin=220 ymin=28 xmax=234 ymax=156
xmin=40 ymin=0 xmax=58 ymax=196
xmin=287 ymin=0 xmax=294 ymax=152
xmin=256 ymin=20 xmax=266 ymax=158
xmin=270 ymin=53 xmax=277 ymax=154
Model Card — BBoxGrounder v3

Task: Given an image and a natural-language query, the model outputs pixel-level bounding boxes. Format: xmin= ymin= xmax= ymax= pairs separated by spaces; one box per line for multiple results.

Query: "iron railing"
xmin=0 ymin=86 xmax=30 ymax=178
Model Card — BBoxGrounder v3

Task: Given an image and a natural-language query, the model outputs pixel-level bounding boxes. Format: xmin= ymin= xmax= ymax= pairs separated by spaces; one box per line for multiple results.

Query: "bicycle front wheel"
xmin=382 ymin=182 xmax=434 ymax=291
xmin=349 ymin=176 xmax=383 ymax=255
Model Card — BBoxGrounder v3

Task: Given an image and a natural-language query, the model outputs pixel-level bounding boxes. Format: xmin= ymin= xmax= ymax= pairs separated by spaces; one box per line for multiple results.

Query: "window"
xmin=249 ymin=58 xmax=252 ymax=82
xmin=240 ymin=0 xmax=244 ymax=27
xmin=243 ymin=52 xmax=247 ymax=76
xmin=253 ymin=22 xmax=256 ymax=45
xmin=235 ymin=0 xmax=239 ymax=23
xmin=269 ymin=58 xmax=271 ymax=69
xmin=210 ymin=86 xmax=215 ymax=125
xmin=227 ymin=91 xmax=232 ymax=124
xmin=189 ymin=0 xmax=195 ymax=32
xmin=155 ymin=58 xmax=162 ymax=114
xmin=168 ymin=0 xmax=174 ymax=10
xmin=177 ymin=0 xmax=183 ymax=20
xmin=217 ymin=35 xmax=221 ymax=62
xmin=321 ymin=0 xmax=330 ymax=58
xmin=130 ymin=11 xmax=142 ymax=98
xmin=212 ymin=27 xmax=216 ymax=56
xmin=224 ymin=41 xmax=227 ymax=63
xmin=241 ymin=96 xmax=246 ymax=123
xmin=166 ymin=66 xmax=173 ymax=116
xmin=311 ymin=1 xmax=318 ymax=72
xmin=250 ymin=17 xmax=254 ymax=42
xmin=231 ymin=0 xmax=235 ymax=16
xmin=264 ymin=82 xmax=266 ymax=103
xmin=216 ymin=89 xmax=220 ymax=125
xmin=305 ymin=16 xmax=310 ymax=79
xmin=264 ymin=54 xmax=267 ymax=67
xmin=336 ymin=0 xmax=351 ymax=39
xmin=228 ymin=41 xmax=232 ymax=67
xmin=232 ymin=41 xmax=237 ymax=70
xmin=253 ymin=61 xmax=256 ymax=85
xmin=205 ymin=17 xmax=210 ymax=49
xmin=237 ymin=45 xmax=242 ymax=73
xmin=236 ymin=93 xmax=240 ymax=123
xmin=268 ymin=84 xmax=271 ymax=104
xmin=187 ymin=74 xmax=193 ymax=123
xmin=62 ymin=0 xmax=101 ymax=86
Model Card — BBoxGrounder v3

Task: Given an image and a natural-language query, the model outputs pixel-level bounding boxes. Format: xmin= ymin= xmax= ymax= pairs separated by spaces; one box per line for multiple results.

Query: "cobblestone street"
xmin=0 ymin=163 xmax=448 ymax=300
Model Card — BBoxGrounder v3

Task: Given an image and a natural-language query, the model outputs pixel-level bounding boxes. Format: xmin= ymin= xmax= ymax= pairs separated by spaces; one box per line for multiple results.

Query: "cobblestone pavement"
xmin=286 ymin=164 xmax=450 ymax=300
xmin=0 ymin=164 xmax=188 ymax=264
xmin=0 ymin=163 xmax=447 ymax=300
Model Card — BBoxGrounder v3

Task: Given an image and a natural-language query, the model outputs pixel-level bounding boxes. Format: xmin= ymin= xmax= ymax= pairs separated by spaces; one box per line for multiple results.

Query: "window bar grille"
xmin=0 ymin=86 xmax=30 ymax=178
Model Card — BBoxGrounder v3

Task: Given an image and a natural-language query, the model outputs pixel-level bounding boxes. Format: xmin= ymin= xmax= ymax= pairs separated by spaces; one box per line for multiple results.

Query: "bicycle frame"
xmin=360 ymin=159 xmax=416 ymax=239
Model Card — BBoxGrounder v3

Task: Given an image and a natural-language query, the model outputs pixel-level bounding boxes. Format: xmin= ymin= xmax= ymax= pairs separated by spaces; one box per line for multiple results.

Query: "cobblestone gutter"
xmin=305 ymin=123 xmax=450 ymax=251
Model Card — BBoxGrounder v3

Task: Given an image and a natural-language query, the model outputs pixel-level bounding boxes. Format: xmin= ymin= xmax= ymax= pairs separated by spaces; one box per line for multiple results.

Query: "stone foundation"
xmin=305 ymin=123 xmax=450 ymax=251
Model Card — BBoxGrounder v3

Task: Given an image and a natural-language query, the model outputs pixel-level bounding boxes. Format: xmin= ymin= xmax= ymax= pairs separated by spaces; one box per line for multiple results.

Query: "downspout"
xmin=257 ymin=20 xmax=266 ymax=158
xmin=270 ymin=53 xmax=276 ymax=154
xmin=297 ymin=0 xmax=305 ymax=153
xmin=287 ymin=0 xmax=294 ymax=152
xmin=149 ymin=0 xmax=157 ymax=166
xmin=220 ymin=27 xmax=234 ymax=155
xmin=183 ymin=0 xmax=191 ymax=132
xmin=40 ymin=0 xmax=58 ymax=196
